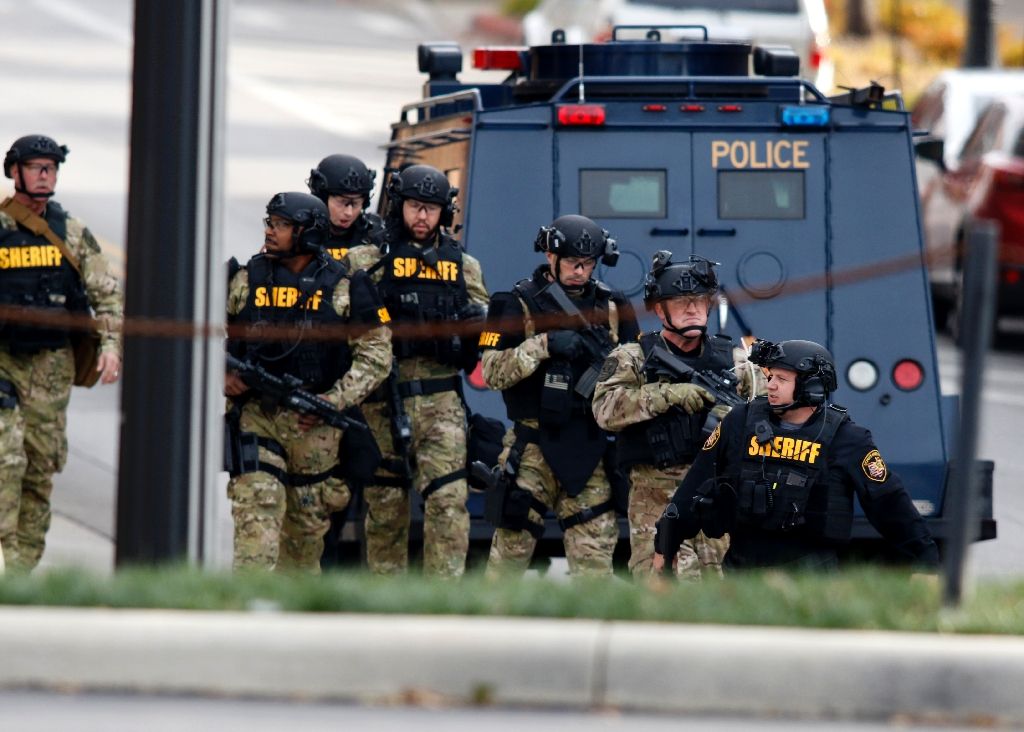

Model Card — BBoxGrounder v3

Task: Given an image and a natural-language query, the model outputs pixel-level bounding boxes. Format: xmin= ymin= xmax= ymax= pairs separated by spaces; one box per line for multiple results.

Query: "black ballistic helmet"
xmin=749 ymin=338 xmax=838 ymax=407
xmin=307 ymin=154 xmax=375 ymax=205
xmin=266 ymin=192 xmax=330 ymax=254
xmin=643 ymin=251 xmax=719 ymax=307
xmin=386 ymin=164 xmax=458 ymax=227
xmin=534 ymin=214 xmax=619 ymax=266
xmin=4 ymin=134 xmax=69 ymax=178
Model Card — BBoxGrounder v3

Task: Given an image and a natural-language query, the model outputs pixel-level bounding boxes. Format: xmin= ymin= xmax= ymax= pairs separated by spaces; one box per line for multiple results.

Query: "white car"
xmin=522 ymin=0 xmax=833 ymax=91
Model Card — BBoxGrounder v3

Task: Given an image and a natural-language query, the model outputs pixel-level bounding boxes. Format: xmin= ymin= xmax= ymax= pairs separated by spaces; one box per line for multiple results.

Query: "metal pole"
xmin=943 ymin=219 xmax=999 ymax=606
xmin=116 ymin=0 xmax=226 ymax=566
xmin=962 ymin=0 xmax=994 ymax=68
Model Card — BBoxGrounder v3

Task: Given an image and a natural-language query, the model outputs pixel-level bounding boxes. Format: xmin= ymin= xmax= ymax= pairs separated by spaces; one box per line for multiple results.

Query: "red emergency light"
xmin=557 ymin=104 xmax=607 ymax=126
xmin=472 ymin=47 xmax=526 ymax=71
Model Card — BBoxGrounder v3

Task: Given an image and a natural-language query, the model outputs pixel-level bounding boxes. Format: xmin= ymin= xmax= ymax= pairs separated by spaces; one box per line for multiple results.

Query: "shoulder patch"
xmin=861 ymin=449 xmax=888 ymax=482
xmin=598 ymin=356 xmax=618 ymax=382
xmin=702 ymin=422 xmax=722 ymax=451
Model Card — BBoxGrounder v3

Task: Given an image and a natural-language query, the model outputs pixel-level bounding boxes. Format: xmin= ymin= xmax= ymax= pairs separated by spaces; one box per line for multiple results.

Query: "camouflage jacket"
xmin=592 ymin=334 xmax=764 ymax=432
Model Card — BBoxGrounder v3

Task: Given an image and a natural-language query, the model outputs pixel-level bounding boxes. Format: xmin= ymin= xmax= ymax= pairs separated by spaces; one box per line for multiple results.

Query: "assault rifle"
xmin=541 ymin=281 xmax=616 ymax=399
xmin=645 ymin=344 xmax=745 ymax=409
xmin=226 ymin=354 xmax=367 ymax=432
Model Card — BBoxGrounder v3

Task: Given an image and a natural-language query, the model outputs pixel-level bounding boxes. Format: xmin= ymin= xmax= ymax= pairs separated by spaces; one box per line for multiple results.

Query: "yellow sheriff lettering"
xmin=253 ymin=286 xmax=322 ymax=310
xmin=377 ymin=306 xmax=391 ymax=324
xmin=326 ymin=247 xmax=348 ymax=261
xmin=747 ymin=435 xmax=822 ymax=464
xmin=710 ymin=139 xmax=811 ymax=170
xmin=478 ymin=331 xmax=501 ymax=348
xmin=392 ymin=256 xmax=459 ymax=282
xmin=0 ymin=245 xmax=63 ymax=269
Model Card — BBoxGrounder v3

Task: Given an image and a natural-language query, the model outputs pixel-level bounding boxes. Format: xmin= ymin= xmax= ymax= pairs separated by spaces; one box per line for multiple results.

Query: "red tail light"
xmin=892 ymin=360 xmax=924 ymax=391
xmin=1006 ymin=269 xmax=1021 ymax=285
xmin=993 ymin=168 xmax=1024 ymax=190
xmin=557 ymin=104 xmax=606 ymax=126
xmin=473 ymin=47 xmax=526 ymax=71
xmin=809 ymin=40 xmax=823 ymax=70
xmin=718 ymin=104 xmax=743 ymax=113
xmin=643 ymin=104 xmax=667 ymax=112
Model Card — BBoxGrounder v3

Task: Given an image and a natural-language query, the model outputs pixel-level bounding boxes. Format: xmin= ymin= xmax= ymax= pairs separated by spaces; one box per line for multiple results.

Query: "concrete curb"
xmin=1 ymin=607 xmax=1023 ymax=723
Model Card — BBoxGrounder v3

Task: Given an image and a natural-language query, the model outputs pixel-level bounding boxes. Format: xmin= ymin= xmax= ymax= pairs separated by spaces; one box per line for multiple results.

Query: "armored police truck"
xmin=377 ymin=27 xmax=995 ymax=561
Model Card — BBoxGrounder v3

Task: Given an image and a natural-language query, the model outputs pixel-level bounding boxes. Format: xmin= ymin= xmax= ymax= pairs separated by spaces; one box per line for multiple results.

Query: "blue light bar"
xmin=780 ymin=105 xmax=831 ymax=127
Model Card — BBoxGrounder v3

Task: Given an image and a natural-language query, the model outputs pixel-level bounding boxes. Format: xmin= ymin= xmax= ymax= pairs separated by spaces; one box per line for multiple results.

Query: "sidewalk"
xmin=1 ymin=606 xmax=1021 ymax=725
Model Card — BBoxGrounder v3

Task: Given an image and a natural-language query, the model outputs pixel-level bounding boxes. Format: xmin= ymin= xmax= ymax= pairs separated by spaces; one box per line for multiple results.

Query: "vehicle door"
xmin=555 ymin=128 xmax=693 ymax=323
xmin=690 ymin=132 xmax=828 ymax=339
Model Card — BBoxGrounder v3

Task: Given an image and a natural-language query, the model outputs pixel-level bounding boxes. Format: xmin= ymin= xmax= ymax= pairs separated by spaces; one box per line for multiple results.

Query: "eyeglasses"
xmin=22 ymin=162 xmax=58 ymax=175
xmin=263 ymin=217 xmax=294 ymax=231
xmin=563 ymin=257 xmax=597 ymax=272
xmin=404 ymin=201 xmax=442 ymax=217
xmin=331 ymin=196 xmax=364 ymax=210
xmin=672 ymin=294 xmax=711 ymax=309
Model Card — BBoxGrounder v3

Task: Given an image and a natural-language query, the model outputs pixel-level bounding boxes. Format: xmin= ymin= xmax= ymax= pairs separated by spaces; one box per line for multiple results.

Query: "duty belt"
xmin=365 ymin=375 xmax=461 ymax=403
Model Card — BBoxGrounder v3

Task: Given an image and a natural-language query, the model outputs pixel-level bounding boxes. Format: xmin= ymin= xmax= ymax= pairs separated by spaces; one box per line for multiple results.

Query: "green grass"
xmin=1 ymin=565 xmax=1022 ymax=634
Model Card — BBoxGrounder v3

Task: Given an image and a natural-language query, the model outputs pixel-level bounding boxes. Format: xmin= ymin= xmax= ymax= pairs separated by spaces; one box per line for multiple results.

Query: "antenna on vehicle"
xmin=578 ymin=42 xmax=585 ymax=102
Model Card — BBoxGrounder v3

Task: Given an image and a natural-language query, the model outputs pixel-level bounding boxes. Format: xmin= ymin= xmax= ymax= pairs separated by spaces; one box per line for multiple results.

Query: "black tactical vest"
xmin=0 ymin=201 xmax=88 ymax=353
xmin=617 ymin=332 xmax=734 ymax=470
xmin=735 ymin=398 xmax=852 ymax=541
xmin=375 ymin=232 xmax=469 ymax=365
xmin=324 ymin=213 xmax=384 ymax=262
xmin=232 ymin=253 xmax=352 ymax=394
xmin=501 ymin=269 xmax=617 ymax=496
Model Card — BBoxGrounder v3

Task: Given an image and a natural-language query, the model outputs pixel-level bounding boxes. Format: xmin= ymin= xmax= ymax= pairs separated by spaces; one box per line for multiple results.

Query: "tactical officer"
xmin=654 ymin=339 xmax=939 ymax=571
xmin=593 ymin=251 xmax=759 ymax=580
xmin=344 ymin=164 xmax=489 ymax=578
xmin=479 ymin=214 xmax=640 ymax=578
xmin=307 ymin=154 xmax=384 ymax=261
xmin=0 ymin=135 xmax=123 ymax=571
xmin=225 ymin=192 xmax=391 ymax=572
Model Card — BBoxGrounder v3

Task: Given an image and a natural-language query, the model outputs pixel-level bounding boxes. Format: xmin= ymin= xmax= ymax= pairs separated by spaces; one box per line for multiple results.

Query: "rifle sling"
xmin=0 ymin=196 xmax=84 ymax=278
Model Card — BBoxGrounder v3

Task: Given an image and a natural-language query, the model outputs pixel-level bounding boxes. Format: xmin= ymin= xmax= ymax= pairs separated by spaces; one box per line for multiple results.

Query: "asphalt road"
xmin=0 ymin=0 xmax=1021 ymax=577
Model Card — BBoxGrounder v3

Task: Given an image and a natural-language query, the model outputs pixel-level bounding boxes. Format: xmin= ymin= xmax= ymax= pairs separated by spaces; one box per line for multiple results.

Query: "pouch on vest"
xmin=539 ymin=361 xmax=574 ymax=426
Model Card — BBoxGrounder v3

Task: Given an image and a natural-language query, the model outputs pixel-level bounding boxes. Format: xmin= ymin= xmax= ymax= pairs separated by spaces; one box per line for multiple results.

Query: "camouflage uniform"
xmin=481 ymin=265 xmax=639 ymax=579
xmin=0 ymin=201 xmax=122 ymax=571
xmin=593 ymin=338 xmax=760 ymax=580
xmin=226 ymin=263 xmax=391 ymax=572
xmin=345 ymin=236 xmax=488 ymax=578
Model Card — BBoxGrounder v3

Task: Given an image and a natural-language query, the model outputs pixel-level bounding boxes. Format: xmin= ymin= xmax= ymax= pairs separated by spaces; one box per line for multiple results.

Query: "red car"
xmin=918 ymin=94 xmax=1024 ymax=332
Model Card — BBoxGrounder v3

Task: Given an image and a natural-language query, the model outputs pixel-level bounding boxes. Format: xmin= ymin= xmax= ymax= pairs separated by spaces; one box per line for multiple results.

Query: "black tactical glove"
xmin=546 ymin=330 xmax=585 ymax=360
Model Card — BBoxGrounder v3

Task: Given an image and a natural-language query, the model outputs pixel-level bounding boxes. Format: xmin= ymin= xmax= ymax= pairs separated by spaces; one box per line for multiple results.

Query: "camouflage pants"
xmin=486 ymin=426 xmax=617 ymax=579
xmin=628 ymin=463 xmax=729 ymax=580
xmin=227 ymin=400 xmax=350 ymax=572
xmin=0 ymin=346 xmax=73 ymax=572
xmin=361 ymin=389 xmax=469 ymax=578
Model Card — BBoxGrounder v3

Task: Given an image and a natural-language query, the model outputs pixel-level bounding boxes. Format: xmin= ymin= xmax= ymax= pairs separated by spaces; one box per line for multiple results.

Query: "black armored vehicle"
xmin=372 ymin=26 xmax=995 ymax=561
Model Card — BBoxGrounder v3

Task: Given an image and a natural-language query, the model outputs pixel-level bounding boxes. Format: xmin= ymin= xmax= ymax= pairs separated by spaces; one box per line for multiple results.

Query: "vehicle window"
xmin=580 ymin=169 xmax=667 ymax=218
xmin=718 ymin=170 xmax=804 ymax=219
xmin=626 ymin=0 xmax=799 ymax=11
